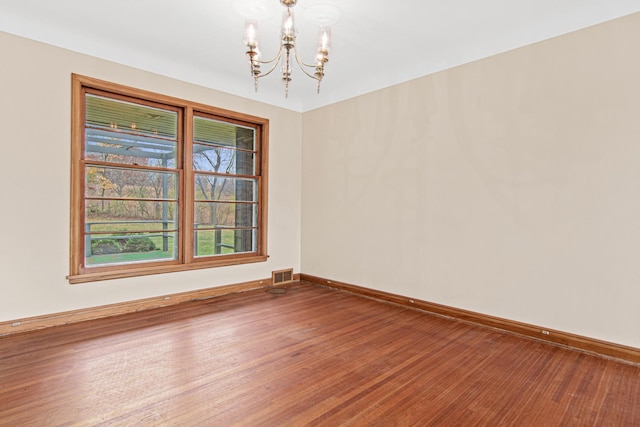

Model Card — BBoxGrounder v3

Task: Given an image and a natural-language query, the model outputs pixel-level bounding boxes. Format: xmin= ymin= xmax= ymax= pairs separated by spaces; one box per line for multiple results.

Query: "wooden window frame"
xmin=68 ymin=74 xmax=268 ymax=284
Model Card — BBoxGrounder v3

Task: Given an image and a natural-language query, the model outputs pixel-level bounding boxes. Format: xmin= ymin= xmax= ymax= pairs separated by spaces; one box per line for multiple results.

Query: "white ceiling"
xmin=1 ymin=0 xmax=638 ymax=112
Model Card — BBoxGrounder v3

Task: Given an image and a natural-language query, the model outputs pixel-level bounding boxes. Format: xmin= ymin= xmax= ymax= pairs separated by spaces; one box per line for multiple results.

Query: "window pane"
xmin=194 ymin=202 xmax=257 ymax=228
xmin=194 ymin=229 xmax=256 ymax=257
xmin=194 ymin=175 xmax=256 ymax=202
xmin=193 ymin=116 xmax=255 ymax=151
xmin=85 ymin=94 xmax=178 ymax=168
xmin=85 ymin=166 xmax=178 ymax=200
xmin=190 ymin=116 xmax=259 ymax=260
xmin=85 ymin=200 xmax=178 ymax=231
xmin=192 ymin=144 xmax=255 ymax=175
xmin=85 ymin=231 xmax=178 ymax=266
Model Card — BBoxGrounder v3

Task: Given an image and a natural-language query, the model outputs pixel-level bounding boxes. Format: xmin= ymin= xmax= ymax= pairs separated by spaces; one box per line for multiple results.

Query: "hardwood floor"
xmin=1 ymin=283 xmax=639 ymax=426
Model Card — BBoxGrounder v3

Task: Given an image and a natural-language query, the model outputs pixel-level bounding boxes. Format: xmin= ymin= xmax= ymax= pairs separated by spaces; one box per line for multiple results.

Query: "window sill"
xmin=67 ymin=255 xmax=269 ymax=284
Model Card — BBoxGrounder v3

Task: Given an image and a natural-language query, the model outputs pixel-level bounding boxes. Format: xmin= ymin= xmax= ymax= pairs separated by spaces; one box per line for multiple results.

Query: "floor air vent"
xmin=268 ymin=269 xmax=294 ymax=294
xmin=272 ymin=268 xmax=294 ymax=285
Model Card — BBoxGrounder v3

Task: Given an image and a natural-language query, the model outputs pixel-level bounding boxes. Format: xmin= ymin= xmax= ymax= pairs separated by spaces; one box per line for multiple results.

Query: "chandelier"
xmin=243 ymin=0 xmax=332 ymax=97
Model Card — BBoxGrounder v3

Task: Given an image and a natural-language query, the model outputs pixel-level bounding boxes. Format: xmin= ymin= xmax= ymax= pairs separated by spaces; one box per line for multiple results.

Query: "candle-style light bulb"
xmin=281 ymin=9 xmax=296 ymax=38
xmin=317 ymin=27 xmax=331 ymax=53
xmin=244 ymin=20 xmax=258 ymax=48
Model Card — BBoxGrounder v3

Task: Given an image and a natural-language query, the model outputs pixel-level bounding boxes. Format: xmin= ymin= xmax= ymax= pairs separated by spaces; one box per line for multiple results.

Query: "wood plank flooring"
xmin=1 ymin=283 xmax=639 ymax=426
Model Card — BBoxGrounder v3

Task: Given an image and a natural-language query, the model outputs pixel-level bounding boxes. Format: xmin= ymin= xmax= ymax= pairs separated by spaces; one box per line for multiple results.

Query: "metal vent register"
xmin=268 ymin=268 xmax=294 ymax=294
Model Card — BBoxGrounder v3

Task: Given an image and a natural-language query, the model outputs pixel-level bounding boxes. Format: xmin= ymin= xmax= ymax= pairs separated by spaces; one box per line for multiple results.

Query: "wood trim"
xmin=257 ymin=120 xmax=269 ymax=259
xmin=69 ymin=74 xmax=85 ymax=276
xmin=69 ymin=74 xmax=270 ymax=283
xmin=300 ymin=274 xmax=640 ymax=365
xmin=183 ymin=106 xmax=195 ymax=263
xmin=72 ymin=74 xmax=270 ymax=125
xmin=1 ymin=274 xmax=300 ymax=337
xmin=5 ymin=271 xmax=636 ymax=364
xmin=67 ymin=254 xmax=268 ymax=284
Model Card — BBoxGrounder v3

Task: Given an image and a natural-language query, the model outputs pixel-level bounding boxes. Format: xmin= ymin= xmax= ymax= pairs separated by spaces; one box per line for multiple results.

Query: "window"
xmin=69 ymin=75 xmax=268 ymax=283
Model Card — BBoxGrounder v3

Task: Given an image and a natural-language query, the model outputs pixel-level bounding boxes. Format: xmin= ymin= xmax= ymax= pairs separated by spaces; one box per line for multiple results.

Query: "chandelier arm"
xmin=251 ymin=43 xmax=284 ymax=67
xmin=292 ymin=45 xmax=322 ymax=81
xmin=293 ymin=43 xmax=324 ymax=70
xmin=249 ymin=45 xmax=284 ymax=79
xmin=254 ymin=53 xmax=284 ymax=79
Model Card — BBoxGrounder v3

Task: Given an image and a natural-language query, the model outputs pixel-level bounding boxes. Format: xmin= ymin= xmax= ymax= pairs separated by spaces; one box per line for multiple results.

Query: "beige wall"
xmin=302 ymin=13 xmax=640 ymax=348
xmin=0 ymin=32 xmax=302 ymax=321
xmin=2 ymin=13 xmax=639 ymax=349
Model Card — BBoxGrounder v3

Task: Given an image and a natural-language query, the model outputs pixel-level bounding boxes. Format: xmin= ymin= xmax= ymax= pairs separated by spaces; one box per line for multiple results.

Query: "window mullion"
xmin=182 ymin=107 xmax=195 ymax=263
